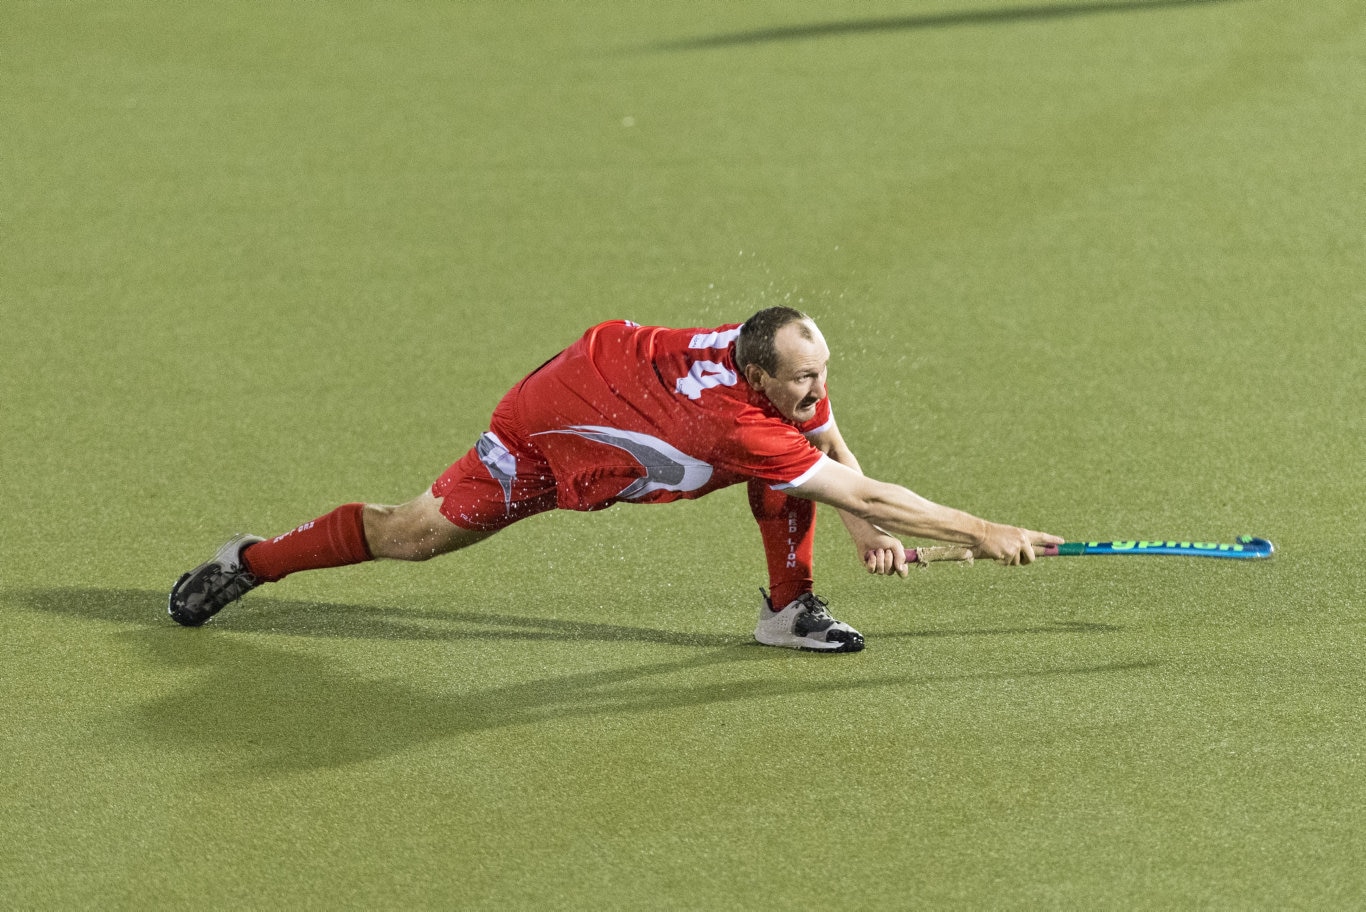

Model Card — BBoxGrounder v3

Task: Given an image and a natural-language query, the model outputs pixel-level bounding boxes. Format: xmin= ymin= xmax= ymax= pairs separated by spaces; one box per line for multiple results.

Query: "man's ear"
xmin=743 ymin=363 xmax=768 ymax=389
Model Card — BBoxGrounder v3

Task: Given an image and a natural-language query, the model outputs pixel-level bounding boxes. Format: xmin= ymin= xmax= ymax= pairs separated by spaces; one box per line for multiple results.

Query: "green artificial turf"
xmin=3 ymin=0 xmax=1363 ymax=907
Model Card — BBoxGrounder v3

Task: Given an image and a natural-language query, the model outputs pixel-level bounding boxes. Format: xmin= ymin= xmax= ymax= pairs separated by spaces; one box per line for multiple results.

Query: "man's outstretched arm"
xmin=789 ymin=456 xmax=1062 ymax=566
xmin=806 ymin=422 xmax=914 ymax=576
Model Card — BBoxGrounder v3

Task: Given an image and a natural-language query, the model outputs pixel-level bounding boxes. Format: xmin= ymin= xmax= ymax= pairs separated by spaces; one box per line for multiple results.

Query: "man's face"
xmin=751 ymin=320 xmax=830 ymax=423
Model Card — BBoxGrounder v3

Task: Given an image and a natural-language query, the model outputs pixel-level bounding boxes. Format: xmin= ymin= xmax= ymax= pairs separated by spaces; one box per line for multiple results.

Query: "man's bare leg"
xmin=363 ymin=491 xmax=495 ymax=560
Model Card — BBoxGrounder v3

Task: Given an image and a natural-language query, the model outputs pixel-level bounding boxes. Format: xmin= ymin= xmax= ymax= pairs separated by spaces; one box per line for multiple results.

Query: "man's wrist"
xmin=969 ymin=517 xmax=989 ymax=549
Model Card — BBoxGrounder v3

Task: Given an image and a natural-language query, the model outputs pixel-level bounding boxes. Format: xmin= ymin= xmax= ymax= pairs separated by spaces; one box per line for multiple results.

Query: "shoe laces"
xmin=201 ymin=562 xmax=258 ymax=605
xmin=793 ymin=592 xmax=830 ymax=618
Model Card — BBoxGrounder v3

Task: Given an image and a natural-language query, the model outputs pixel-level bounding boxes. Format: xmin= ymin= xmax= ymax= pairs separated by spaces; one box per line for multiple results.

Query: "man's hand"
xmin=975 ymin=522 xmax=1065 ymax=566
xmin=857 ymin=529 xmax=910 ymax=577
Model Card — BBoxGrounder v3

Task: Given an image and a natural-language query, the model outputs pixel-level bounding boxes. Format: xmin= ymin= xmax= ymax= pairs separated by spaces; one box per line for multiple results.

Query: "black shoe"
xmin=168 ymin=534 xmax=265 ymax=626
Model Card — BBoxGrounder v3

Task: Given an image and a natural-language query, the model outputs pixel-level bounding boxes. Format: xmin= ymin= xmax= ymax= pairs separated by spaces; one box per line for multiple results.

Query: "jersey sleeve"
xmin=769 ymin=452 xmax=831 ymax=491
xmin=714 ymin=410 xmax=829 ymax=490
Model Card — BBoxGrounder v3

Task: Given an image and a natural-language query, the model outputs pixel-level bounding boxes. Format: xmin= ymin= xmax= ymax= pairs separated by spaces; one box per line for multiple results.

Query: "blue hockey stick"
xmin=904 ymin=535 xmax=1275 ymax=564
xmin=1042 ymin=535 xmax=1274 ymax=559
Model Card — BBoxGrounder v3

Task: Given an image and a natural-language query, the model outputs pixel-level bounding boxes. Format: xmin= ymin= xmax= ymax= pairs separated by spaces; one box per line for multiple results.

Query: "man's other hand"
xmin=859 ymin=531 xmax=910 ymax=577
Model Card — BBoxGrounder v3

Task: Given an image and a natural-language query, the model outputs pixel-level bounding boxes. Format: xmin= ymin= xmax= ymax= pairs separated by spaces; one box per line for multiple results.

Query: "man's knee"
xmin=363 ymin=495 xmax=483 ymax=561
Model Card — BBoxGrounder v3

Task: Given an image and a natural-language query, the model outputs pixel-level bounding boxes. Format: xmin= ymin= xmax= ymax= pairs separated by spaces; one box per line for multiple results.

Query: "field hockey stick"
xmin=904 ymin=535 xmax=1275 ymax=566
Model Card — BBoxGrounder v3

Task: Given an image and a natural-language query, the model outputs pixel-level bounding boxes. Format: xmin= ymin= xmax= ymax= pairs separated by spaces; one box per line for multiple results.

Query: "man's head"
xmin=735 ymin=306 xmax=829 ymax=423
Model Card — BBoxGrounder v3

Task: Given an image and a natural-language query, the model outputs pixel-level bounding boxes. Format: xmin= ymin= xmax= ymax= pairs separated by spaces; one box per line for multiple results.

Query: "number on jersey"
xmin=675 ymin=360 xmax=738 ymax=400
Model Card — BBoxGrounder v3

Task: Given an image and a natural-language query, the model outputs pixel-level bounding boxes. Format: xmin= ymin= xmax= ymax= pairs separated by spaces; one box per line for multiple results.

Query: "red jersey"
xmin=512 ymin=320 xmax=833 ymax=511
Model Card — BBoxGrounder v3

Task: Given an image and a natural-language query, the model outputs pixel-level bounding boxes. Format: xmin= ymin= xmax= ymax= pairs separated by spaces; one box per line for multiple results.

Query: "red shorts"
xmin=431 ymin=378 xmax=560 ymax=531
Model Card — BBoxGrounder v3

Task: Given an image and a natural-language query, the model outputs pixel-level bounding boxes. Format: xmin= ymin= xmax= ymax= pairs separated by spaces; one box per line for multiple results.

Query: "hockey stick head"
xmin=1044 ymin=536 xmax=1275 ymax=558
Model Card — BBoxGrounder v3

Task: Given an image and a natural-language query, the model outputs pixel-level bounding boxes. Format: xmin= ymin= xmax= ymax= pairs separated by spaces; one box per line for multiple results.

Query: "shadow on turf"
xmin=133 ymin=631 xmax=1158 ymax=773
xmin=135 ymin=644 xmax=1155 ymax=774
xmin=11 ymin=587 xmax=1124 ymax=646
xmin=11 ymin=587 xmax=1149 ymax=772
xmin=652 ymin=0 xmax=1254 ymax=51
xmin=14 ymin=586 xmax=736 ymax=648
xmin=881 ymin=620 xmax=1123 ymax=638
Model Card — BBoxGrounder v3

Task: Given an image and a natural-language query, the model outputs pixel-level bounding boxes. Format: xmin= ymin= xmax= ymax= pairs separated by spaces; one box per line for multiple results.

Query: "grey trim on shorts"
xmin=475 ymin=431 xmax=517 ymax=512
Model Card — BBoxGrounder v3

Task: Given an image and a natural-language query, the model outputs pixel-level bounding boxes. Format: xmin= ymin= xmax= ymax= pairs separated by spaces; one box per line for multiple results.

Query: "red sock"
xmin=242 ymin=503 xmax=374 ymax=583
xmin=747 ymin=479 xmax=816 ymax=610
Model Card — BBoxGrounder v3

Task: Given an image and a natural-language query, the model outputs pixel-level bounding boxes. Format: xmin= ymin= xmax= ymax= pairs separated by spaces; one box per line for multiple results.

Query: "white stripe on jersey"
xmin=533 ymin=424 xmax=714 ymax=500
xmin=802 ymin=413 xmax=835 ymax=437
xmin=770 ymin=453 xmax=831 ymax=491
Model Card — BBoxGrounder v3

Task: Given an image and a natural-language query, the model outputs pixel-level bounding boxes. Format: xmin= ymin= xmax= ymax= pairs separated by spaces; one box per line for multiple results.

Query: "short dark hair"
xmin=735 ymin=306 xmax=813 ymax=376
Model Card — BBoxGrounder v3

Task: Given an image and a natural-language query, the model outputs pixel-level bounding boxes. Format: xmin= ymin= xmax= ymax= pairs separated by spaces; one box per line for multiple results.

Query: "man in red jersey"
xmin=170 ymin=307 xmax=1061 ymax=652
